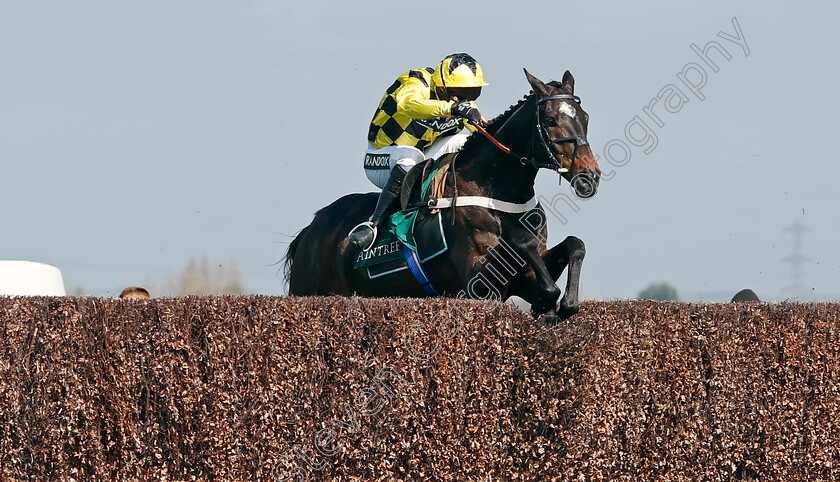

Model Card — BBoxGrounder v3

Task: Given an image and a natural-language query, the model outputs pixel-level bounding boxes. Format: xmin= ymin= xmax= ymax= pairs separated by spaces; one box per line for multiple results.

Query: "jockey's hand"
xmin=450 ymin=101 xmax=484 ymax=126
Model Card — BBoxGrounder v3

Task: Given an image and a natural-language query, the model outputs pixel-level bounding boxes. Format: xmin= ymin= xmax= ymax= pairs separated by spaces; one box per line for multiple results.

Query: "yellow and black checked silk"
xmin=367 ymin=67 xmax=465 ymax=150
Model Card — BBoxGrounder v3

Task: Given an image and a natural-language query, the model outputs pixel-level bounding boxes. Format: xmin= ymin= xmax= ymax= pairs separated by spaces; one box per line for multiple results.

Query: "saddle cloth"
xmin=352 ymin=212 xmax=448 ymax=279
xmin=352 ymin=155 xmax=454 ymax=280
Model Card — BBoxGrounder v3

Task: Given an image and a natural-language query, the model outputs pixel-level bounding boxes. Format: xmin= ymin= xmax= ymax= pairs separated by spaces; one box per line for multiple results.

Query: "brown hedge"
xmin=1 ymin=296 xmax=839 ymax=481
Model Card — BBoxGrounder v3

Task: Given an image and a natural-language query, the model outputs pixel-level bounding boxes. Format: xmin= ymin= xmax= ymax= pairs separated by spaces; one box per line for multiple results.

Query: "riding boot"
xmin=348 ymin=166 xmax=406 ymax=251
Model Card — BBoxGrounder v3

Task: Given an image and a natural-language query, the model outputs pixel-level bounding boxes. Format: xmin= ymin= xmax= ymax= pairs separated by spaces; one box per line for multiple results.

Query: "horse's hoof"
xmin=558 ymin=302 xmax=580 ymax=321
xmin=540 ymin=313 xmax=562 ymax=327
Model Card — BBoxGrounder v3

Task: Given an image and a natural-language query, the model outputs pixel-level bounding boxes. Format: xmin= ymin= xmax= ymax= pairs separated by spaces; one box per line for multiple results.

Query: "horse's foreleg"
xmin=543 ymin=236 xmax=586 ymax=320
xmin=508 ymin=236 xmax=585 ymax=324
xmin=515 ymin=245 xmax=563 ymax=324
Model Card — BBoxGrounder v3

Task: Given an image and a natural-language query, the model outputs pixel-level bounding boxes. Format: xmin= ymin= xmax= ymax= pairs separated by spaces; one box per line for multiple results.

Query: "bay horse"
xmin=285 ymin=70 xmax=600 ymax=325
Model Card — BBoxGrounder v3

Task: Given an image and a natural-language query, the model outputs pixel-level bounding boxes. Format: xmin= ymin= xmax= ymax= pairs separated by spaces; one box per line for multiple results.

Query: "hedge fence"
xmin=1 ymin=296 xmax=838 ymax=481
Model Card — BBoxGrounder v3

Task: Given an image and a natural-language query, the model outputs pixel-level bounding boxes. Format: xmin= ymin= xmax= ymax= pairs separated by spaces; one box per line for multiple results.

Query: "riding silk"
xmin=367 ymin=67 xmax=477 ymax=150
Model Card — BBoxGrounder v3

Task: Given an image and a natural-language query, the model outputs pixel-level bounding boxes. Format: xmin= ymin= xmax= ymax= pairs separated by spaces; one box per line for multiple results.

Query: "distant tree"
xmin=66 ymin=285 xmax=87 ymax=297
xmin=638 ymin=281 xmax=680 ymax=301
xmin=167 ymin=254 xmax=244 ymax=296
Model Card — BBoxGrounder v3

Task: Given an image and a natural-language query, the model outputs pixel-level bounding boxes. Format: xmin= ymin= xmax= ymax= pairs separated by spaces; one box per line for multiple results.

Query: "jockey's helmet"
xmin=432 ymin=53 xmax=488 ymax=102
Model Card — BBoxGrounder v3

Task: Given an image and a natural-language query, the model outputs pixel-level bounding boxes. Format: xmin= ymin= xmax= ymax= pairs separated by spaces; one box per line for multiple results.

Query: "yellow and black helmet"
xmin=432 ymin=53 xmax=488 ymax=101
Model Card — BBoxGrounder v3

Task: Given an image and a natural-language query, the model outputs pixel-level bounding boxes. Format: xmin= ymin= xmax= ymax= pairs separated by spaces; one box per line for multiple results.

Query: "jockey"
xmin=348 ymin=53 xmax=488 ymax=251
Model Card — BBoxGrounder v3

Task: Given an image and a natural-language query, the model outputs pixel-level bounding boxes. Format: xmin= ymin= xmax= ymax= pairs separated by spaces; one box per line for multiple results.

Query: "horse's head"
xmin=525 ymin=69 xmax=600 ymax=198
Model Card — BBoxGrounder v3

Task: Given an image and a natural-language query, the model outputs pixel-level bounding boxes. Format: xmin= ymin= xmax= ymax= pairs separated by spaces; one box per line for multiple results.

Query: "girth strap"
xmin=428 ymin=195 xmax=538 ymax=214
xmin=401 ymin=244 xmax=439 ymax=296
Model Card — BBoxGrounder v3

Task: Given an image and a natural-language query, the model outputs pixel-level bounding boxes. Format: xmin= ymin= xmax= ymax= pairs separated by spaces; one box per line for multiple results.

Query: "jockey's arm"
xmin=395 ymin=76 xmax=485 ymax=129
xmin=395 ymin=77 xmax=453 ymax=119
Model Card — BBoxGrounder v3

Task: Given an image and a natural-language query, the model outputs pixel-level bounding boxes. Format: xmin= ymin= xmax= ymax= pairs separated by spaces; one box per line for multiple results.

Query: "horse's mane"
xmin=460 ymin=80 xmax=566 ymax=154
xmin=460 ymin=92 xmax=531 ymax=153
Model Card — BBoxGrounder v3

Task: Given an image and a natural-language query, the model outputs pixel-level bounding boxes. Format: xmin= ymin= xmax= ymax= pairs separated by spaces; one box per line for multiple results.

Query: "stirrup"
xmin=348 ymin=221 xmax=378 ymax=252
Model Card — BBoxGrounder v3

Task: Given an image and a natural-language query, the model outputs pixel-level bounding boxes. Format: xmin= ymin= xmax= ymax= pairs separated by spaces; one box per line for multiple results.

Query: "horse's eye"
xmin=543 ymin=117 xmax=557 ymax=127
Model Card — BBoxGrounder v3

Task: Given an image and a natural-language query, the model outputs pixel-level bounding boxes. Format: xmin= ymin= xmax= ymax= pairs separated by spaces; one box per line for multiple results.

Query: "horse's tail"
xmin=283 ymin=226 xmax=309 ymax=286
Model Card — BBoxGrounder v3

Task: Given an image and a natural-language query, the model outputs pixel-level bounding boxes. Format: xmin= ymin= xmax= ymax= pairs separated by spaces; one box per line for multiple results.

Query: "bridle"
xmin=533 ymin=94 xmax=589 ymax=173
xmin=434 ymin=91 xmax=597 ymax=221
xmin=473 ymin=93 xmax=589 ymax=180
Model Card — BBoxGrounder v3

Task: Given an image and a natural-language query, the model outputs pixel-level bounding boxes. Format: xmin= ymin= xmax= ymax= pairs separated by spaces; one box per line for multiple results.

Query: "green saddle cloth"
xmin=388 ymin=157 xmax=442 ymax=252
xmin=352 ymin=210 xmax=448 ymax=278
xmin=352 ymin=227 xmax=404 ymax=270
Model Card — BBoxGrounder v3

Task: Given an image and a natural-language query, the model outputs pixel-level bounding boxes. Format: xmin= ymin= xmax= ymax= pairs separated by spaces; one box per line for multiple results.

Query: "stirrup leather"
xmin=348 ymin=221 xmax=378 ymax=252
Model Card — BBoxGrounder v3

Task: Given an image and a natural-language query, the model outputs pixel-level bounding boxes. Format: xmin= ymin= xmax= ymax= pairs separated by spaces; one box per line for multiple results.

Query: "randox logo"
xmin=416 ymin=117 xmax=462 ymax=132
xmin=364 ymin=153 xmax=390 ymax=169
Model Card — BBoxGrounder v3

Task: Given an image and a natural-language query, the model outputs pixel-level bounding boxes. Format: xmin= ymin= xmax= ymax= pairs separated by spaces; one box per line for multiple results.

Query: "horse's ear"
xmin=562 ymin=70 xmax=575 ymax=94
xmin=524 ymin=68 xmax=550 ymax=97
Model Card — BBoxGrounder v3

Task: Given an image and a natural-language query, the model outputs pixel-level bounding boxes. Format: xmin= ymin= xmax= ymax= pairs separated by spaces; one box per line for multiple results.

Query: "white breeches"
xmin=362 ymin=133 xmax=469 ymax=189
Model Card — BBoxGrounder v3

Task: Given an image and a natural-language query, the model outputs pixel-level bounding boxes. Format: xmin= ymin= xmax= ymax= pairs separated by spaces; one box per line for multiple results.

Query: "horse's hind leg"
xmin=544 ymin=236 xmax=586 ymax=319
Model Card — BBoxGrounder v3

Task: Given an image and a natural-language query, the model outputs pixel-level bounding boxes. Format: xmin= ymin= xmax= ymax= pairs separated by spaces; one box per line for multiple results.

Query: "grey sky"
xmin=2 ymin=1 xmax=837 ymax=301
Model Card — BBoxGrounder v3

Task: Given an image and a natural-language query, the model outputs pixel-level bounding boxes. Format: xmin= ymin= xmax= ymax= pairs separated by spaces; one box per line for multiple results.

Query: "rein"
xmin=427 ymin=92 xmax=594 ymax=216
xmin=471 ymin=122 xmax=549 ymax=169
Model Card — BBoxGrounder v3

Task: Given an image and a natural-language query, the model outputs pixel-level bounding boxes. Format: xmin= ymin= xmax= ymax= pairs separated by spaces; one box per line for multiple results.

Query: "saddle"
xmin=400 ymin=154 xmax=455 ymax=210
xmin=353 ymin=154 xmax=456 ymax=281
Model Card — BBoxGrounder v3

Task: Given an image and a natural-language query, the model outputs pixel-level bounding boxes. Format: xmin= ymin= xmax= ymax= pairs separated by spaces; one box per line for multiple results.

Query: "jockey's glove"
xmin=450 ymin=101 xmax=484 ymax=126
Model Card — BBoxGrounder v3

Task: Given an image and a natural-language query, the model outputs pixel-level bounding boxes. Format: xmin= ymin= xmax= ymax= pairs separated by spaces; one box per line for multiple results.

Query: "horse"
xmin=285 ymin=69 xmax=601 ymax=325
